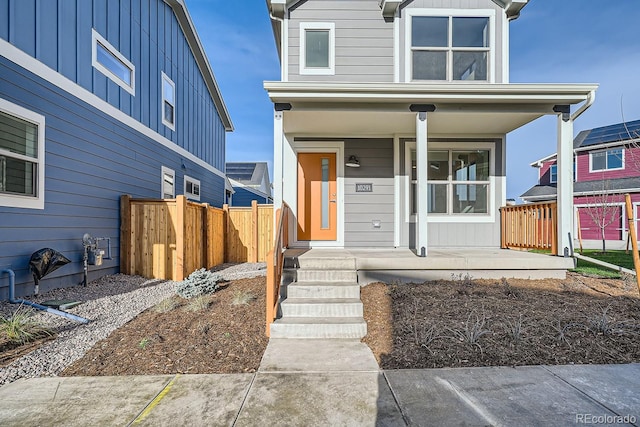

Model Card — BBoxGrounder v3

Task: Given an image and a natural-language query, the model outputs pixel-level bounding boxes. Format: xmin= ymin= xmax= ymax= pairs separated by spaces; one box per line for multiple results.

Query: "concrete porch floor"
xmin=284 ymin=247 xmax=575 ymax=281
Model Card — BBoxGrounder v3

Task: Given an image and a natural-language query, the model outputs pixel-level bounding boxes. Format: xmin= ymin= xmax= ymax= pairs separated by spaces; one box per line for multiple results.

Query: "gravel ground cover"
xmin=0 ymin=263 xmax=266 ymax=386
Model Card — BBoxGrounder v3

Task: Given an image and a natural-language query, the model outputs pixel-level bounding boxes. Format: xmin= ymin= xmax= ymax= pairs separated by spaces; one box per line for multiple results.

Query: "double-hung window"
xmin=408 ymin=10 xmax=493 ymax=82
xmin=0 ymin=99 xmax=45 ymax=209
xmin=92 ymin=29 xmax=135 ymax=95
xmin=299 ymin=22 xmax=335 ymax=75
xmin=184 ymin=175 xmax=201 ymax=201
xmin=161 ymin=72 xmax=176 ymax=130
xmin=410 ymin=147 xmax=491 ymax=216
xmin=590 ymin=148 xmax=624 ymax=172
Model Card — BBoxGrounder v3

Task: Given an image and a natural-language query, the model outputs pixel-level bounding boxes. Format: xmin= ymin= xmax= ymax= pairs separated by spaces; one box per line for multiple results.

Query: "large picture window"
xmin=408 ymin=10 xmax=492 ymax=82
xmin=0 ymin=99 xmax=45 ymax=209
xmin=410 ymin=148 xmax=491 ymax=215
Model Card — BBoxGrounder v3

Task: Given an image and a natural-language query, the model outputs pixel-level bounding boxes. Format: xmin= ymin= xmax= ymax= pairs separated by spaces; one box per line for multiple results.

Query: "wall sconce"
xmin=346 ymin=155 xmax=360 ymax=168
xmin=181 ymin=160 xmax=187 ymax=171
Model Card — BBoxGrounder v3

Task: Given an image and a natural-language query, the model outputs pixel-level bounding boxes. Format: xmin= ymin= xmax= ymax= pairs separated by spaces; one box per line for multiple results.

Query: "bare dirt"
xmin=61 ymin=276 xmax=268 ymax=376
xmin=362 ymin=273 xmax=640 ymax=369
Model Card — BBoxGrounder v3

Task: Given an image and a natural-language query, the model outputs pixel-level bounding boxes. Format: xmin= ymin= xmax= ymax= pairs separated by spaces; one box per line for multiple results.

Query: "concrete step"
xmin=284 ymin=256 xmax=357 ymax=270
xmin=284 ymin=282 xmax=361 ymax=299
xmin=280 ymin=298 xmax=364 ymax=317
xmin=270 ymin=317 xmax=367 ymax=339
xmin=293 ymin=269 xmax=358 ymax=283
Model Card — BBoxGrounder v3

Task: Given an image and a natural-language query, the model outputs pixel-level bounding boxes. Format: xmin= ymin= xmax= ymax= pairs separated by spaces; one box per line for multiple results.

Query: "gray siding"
xmin=344 ymin=139 xmax=394 ymax=247
xmin=288 ymin=0 xmax=394 ymax=82
xmin=400 ymin=0 xmax=506 ymax=83
xmin=0 ymin=56 xmax=225 ymax=298
xmin=1 ymin=0 xmax=226 ymax=170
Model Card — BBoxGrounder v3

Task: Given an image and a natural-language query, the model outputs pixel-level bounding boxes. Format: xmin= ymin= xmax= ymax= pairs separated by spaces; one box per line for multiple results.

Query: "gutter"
xmin=571 ymin=89 xmax=596 ymax=121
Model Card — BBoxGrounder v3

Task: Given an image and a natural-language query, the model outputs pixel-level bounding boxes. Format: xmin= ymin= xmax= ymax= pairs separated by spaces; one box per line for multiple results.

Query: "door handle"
xmin=330 ymin=200 xmax=337 ymax=203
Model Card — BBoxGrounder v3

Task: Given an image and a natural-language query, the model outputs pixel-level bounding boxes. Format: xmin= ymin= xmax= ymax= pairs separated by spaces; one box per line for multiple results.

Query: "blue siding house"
xmin=226 ymin=162 xmax=273 ymax=206
xmin=0 ymin=0 xmax=233 ymax=297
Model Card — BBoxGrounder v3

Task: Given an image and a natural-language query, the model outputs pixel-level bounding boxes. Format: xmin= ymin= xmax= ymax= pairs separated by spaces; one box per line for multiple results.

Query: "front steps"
xmin=270 ymin=256 xmax=367 ymax=339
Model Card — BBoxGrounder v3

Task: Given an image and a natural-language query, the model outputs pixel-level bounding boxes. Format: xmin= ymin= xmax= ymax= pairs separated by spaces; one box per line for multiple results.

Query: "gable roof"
xmin=226 ymin=162 xmax=270 ymax=186
xmin=166 ymin=0 xmax=233 ymax=131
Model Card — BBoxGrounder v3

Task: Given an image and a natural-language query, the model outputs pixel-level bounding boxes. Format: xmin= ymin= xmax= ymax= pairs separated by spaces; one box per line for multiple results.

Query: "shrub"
xmin=153 ymin=297 xmax=179 ymax=313
xmin=0 ymin=304 xmax=52 ymax=345
xmin=176 ymin=268 xmax=221 ymax=299
xmin=231 ymin=290 xmax=256 ymax=306
xmin=185 ymin=295 xmax=211 ymax=312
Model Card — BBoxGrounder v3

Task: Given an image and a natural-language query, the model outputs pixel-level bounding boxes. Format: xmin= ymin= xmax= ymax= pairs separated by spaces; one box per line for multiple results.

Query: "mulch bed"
xmin=62 ymin=277 xmax=268 ymax=376
xmin=362 ymin=273 xmax=640 ymax=369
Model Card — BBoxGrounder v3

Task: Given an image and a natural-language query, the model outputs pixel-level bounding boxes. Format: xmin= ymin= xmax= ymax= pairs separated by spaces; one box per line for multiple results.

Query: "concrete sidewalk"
xmin=0 ymin=340 xmax=638 ymax=426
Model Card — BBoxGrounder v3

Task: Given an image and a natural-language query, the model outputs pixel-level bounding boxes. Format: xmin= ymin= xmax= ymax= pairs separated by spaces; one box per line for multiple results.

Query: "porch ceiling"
xmin=266 ymin=82 xmax=599 ymax=136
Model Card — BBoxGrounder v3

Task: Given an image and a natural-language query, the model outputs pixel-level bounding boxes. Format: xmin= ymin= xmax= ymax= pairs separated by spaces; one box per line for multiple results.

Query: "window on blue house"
xmin=184 ymin=175 xmax=201 ymax=201
xmin=92 ymin=29 xmax=135 ymax=95
xmin=161 ymin=166 xmax=175 ymax=199
xmin=161 ymin=73 xmax=176 ymax=130
xmin=591 ymin=148 xmax=623 ymax=172
xmin=0 ymin=99 xmax=45 ymax=209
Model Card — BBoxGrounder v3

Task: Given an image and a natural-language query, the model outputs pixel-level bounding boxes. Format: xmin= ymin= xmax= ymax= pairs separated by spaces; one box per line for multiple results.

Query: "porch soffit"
xmin=265 ymin=82 xmax=598 ymax=136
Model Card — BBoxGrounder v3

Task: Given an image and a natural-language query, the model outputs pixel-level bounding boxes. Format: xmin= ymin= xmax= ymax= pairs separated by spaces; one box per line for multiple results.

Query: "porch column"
xmin=555 ymin=106 xmax=574 ymax=256
xmin=273 ymin=108 xmax=284 ymax=211
xmin=415 ymin=111 xmax=429 ymax=256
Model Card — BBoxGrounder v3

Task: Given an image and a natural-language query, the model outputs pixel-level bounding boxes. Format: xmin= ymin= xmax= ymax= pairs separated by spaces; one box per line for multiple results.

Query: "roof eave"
xmin=166 ymin=0 xmax=234 ymax=131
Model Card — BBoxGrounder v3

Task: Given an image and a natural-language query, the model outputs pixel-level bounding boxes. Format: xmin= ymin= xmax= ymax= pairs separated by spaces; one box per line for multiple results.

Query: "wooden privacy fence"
xmin=500 ymin=202 xmax=558 ymax=254
xmin=120 ymin=195 xmax=273 ymax=281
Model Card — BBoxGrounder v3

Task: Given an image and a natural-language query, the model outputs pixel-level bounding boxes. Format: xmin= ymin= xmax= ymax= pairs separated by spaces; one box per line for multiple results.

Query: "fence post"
xmin=202 ymin=203 xmax=210 ymax=270
xmin=624 ymin=194 xmax=640 ymax=294
xmin=223 ymin=204 xmax=229 ymax=263
xmin=120 ymin=195 xmax=131 ymax=274
xmin=176 ymin=195 xmax=187 ymax=281
xmin=252 ymin=200 xmax=259 ymax=263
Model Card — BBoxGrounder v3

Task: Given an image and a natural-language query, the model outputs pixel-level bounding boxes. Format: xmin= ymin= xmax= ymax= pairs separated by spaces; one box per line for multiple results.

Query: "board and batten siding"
xmin=288 ymin=0 xmax=394 ymax=82
xmin=399 ymin=0 xmax=506 ymax=83
xmin=400 ymin=138 xmax=505 ymax=248
xmin=344 ymin=139 xmax=395 ymax=247
xmin=0 ymin=56 xmax=225 ymax=298
xmin=0 ymin=0 xmax=226 ymax=170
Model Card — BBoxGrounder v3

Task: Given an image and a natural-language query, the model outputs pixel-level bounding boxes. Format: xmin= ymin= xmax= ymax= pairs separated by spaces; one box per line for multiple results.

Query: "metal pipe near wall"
xmin=1 ymin=268 xmax=90 ymax=324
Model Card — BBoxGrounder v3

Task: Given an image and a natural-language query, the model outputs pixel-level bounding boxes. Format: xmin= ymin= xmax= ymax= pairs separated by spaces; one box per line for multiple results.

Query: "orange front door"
xmin=297 ymin=153 xmax=337 ymax=241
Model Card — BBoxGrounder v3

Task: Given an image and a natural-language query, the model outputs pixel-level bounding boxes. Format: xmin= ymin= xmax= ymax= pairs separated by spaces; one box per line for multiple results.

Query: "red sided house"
xmin=521 ymin=119 xmax=640 ymax=250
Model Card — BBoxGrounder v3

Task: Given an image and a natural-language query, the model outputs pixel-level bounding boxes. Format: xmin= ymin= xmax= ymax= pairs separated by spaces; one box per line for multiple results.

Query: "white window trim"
xmin=161 ymin=72 xmax=176 ymax=131
xmin=299 ymin=22 xmax=335 ymax=76
xmin=91 ymin=29 xmax=135 ymax=95
xmin=184 ymin=175 xmax=201 ymax=201
xmin=405 ymin=141 xmax=495 ymax=223
xmin=0 ymin=98 xmax=45 ymax=210
xmin=589 ymin=148 xmax=625 ymax=173
xmin=550 ymin=164 xmax=557 ymax=183
xmin=404 ymin=8 xmax=496 ymax=83
xmin=161 ymin=166 xmax=175 ymax=199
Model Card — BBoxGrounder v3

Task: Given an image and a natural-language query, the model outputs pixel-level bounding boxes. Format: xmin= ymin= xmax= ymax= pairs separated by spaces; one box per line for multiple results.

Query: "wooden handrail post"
xmin=251 ymin=200 xmax=259 ymax=263
xmin=120 ymin=195 xmax=131 ymax=274
xmin=624 ymin=194 xmax=640 ymax=294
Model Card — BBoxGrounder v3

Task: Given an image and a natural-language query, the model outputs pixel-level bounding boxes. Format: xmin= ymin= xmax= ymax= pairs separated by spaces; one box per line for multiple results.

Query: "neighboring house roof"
xmin=229 ymin=178 xmax=273 ymax=201
xmin=521 ymin=177 xmax=640 ymax=202
xmin=530 ymin=119 xmax=640 ymax=166
xmin=166 ymin=0 xmax=233 ymax=131
xmin=226 ymin=162 xmax=272 ymax=198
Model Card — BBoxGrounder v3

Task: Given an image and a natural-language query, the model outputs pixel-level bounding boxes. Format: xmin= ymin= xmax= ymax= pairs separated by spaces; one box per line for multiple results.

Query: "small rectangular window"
xmin=92 ymin=29 xmax=135 ymax=95
xmin=550 ymin=164 xmax=557 ymax=183
xmin=184 ymin=175 xmax=201 ymax=201
xmin=300 ymin=22 xmax=335 ymax=75
xmin=161 ymin=166 xmax=175 ymax=199
xmin=161 ymin=72 xmax=176 ymax=130
xmin=591 ymin=148 xmax=624 ymax=171
xmin=0 ymin=98 xmax=45 ymax=209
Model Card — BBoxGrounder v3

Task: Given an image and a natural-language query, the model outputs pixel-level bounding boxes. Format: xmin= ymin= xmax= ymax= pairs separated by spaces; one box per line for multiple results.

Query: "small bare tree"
xmin=582 ymin=181 xmax=623 ymax=253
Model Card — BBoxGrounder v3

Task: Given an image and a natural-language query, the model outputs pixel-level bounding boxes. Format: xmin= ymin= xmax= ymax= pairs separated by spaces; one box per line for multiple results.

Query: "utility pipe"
xmin=1 ymin=268 xmax=89 ymax=324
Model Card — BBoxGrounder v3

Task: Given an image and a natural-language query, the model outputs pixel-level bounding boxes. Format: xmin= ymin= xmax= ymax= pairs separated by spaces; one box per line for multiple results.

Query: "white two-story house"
xmin=265 ymin=0 xmax=597 ymax=258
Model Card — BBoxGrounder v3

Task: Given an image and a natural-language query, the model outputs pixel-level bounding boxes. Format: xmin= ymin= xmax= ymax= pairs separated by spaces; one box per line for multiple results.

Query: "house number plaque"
xmin=355 ymin=183 xmax=373 ymax=192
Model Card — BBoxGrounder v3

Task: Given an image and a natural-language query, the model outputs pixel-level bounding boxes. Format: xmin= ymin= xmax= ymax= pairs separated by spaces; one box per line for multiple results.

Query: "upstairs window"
xmin=184 ymin=175 xmax=201 ymax=201
xmin=299 ymin=22 xmax=335 ymax=75
xmin=161 ymin=72 xmax=176 ymax=130
xmin=0 ymin=99 xmax=45 ymax=209
xmin=550 ymin=164 xmax=557 ymax=183
xmin=408 ymin=11 xmax=492 ymax=82
xmin=92 ymin=29 xmax=135 ymax=95
xmin=590 ymin=148 xmax=623 ymax=172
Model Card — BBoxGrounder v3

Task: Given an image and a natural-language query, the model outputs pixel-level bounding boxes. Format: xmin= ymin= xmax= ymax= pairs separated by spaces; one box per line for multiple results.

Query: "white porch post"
xmin=415 ymin=111 xmax=428 ymax=256
xmin=556 ymin=108 xmax=574 ymax=256
xmin=273 ymin=108 xmax=284 ymax=215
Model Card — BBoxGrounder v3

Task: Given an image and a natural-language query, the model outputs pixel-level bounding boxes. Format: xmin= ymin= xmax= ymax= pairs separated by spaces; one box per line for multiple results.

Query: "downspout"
xmin=1 ymin=268 xmax=89 ymax=324
xmin=571 ymin=90 xmax=596 ymax=121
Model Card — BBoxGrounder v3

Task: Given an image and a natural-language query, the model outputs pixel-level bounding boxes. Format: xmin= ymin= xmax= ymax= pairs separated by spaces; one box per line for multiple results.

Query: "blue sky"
xmin=188 ymin=0 xmax=640 ymax=200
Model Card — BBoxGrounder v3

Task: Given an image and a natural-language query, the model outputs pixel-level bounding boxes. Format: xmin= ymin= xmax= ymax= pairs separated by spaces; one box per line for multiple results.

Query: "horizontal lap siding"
xmin=577 ymin=146 xmax=640 ymax=183
xmin=288 ymin=0 xmax=393 ymax=82
xmin=344 ymin=139 xmax=395 ymax=247
xmin=1 ymin=0 xmax=225 ymax=170
xmin=0 ymin=58 xmax=225 ymax=298
xmin=231 ymin=187 xmax=270 ymax=207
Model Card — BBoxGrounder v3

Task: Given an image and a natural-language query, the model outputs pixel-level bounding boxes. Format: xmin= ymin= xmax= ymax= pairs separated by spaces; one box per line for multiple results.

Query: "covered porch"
xmin=283 ymin=247 xmax=574 ymax=282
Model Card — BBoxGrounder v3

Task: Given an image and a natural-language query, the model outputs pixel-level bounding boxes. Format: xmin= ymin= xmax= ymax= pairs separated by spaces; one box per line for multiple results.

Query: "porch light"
xmin=346 ymin=155 xmax=360 ymax=168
